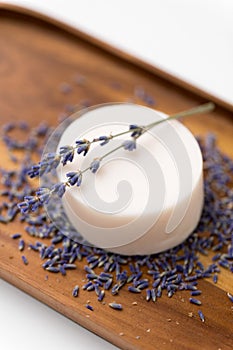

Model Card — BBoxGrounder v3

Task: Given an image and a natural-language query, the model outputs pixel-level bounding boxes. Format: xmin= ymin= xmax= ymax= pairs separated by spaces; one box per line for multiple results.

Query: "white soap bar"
xmin=56 ymin=103 xmax=203 ymax=255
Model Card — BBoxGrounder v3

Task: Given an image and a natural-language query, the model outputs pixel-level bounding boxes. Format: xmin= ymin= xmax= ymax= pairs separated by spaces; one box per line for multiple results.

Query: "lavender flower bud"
xmin=17 ymin=201 xmax=29 ymax=213
xmin=76 ymin=140 xmax=90 ymax=156
xmin=36 ymin=188 xmax=51 ymax=203
xmin=98 ymin=136 xmax=110 ymax=146
xmin=52 ymin=183 xmax=66 ymax=198
xmin=123 ymin=139 xmax=136 ymax=151
xmin=66 ymin=171 xmax=82 ymax=187
xmin=129 ymin=124 xmax=143 ymax=137
xmin=90 ymin=159 xmax=100 ymax=173
xmin=59 ymin=145 xmax=74 ymax=165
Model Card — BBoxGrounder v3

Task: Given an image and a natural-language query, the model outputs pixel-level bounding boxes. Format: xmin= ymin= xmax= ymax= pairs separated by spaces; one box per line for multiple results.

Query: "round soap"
xmin=56 ymin=103 xmax=203 ymax=255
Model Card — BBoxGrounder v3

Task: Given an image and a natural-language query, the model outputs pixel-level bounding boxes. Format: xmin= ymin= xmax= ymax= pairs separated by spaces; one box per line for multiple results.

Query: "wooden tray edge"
xmin=1 ymin=2 xmax=233 ymax=113
xmin=0 ymin=265 xmax=133 ymax=350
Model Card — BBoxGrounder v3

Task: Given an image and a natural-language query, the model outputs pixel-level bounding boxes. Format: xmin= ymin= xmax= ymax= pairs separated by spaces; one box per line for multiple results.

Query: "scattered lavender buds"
xmin=0 ymin=91 xmax=232 ymax=324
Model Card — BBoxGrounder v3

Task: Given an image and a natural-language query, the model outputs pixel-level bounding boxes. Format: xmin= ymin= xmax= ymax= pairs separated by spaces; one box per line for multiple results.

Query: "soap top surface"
xmin=56 ymin=103 xmax=202 ymax=216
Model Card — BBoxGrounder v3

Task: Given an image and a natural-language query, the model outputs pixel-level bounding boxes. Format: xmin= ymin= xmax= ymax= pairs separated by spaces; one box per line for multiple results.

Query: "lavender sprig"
xmin=18 ymin=103 xmax=215 ymax=213
xmin=28 ymin=135 xmax=113 ymax=178
xmin=28 ymin=103 xmax=214 ymax=179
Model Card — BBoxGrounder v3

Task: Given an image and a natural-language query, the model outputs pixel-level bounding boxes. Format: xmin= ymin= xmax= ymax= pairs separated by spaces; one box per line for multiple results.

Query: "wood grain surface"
xmin=0 ymin=5 xmax=233 ymax=350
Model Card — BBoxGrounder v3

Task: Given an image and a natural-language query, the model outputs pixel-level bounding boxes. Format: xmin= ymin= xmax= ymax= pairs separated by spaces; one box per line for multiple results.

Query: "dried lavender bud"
xmin=72 ymin=285 xmax=79 ymax=297
xmin=18 ymin=239 xmax=25 ymax=251
xmin=98 ymin=135 xmax=111 ymax=146
xmin=90 ymin=159 xmax=100 ymax=173
xmin=21 ymin=255 xmax=28 ymax=265
xmin=35 ymin=188 xmax=51 ymax=204
xmin=28 ymin=153 xmax=60 ymax=178
xmin=51 ymin=183 xmax=66 ymax=198
xmin=66 ymin=171 xmax=82 ymax=187
xmin=198 ymin=310 xmax=205 ymax=322
xmin=109 ymin=302 xmax=123 ymax=310
xmin=11 ymin=233 xmax=21 ymax=239
xmin=129 ymin=124 xmax=143 ymax=138
xmin=59 ymin=145 xmax=75 ymax=166
xmin=122 ymin=139 xmax=136 ymax=151
xmin=85 ymin=304 xmax=94 ymax=311
xmin=76 ymin=139 xmax=90 ymax=156
xmin=59 ymin=82 xmax=72 ymax=94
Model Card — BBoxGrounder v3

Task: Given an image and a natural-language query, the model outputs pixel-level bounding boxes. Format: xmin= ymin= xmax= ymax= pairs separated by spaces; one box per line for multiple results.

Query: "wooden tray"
xmin=0 ymin=4 xmax=233 ymax=350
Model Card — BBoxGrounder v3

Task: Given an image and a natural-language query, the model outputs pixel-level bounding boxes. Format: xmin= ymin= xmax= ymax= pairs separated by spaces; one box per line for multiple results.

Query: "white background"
xmin=0 ymin=1 xmax=232 ymax=349
xmin=1 ymin=0 xmax=233 ymax=105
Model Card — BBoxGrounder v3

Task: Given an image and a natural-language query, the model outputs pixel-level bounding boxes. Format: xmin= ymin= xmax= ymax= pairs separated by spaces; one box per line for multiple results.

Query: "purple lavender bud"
xmin=227 ymin=292 xmax=233 ymax=303
xmin=21 ymin=196 xmax=40 ymax=212
xmin=128 ymin=286 xmax=141 ymax=293
xmin=75 ymin=140 xmax=86 ymax=145
xmin=44 ymin=153 xmax=59 ymax=173
xmin=98 ymin=136 xmax=110 ymax=146
xmin=35 ymin=122 xmax=49 ymax=137
xmin=198 ymin=310 xmax=205 ymax=322
xmin=90 ymin=159 xmax=100 ymax=173
xmin=19 ymin=121 xmax=29 ymax=130
xmin=66 ymin=171 xmax=82 ymax=187
xmin=17 ymin=201 xmax=29 ymax=213
xmin=189 ymin=298 xmax=202 ymax=305
xmin=59 ymin=82 xmax=72 ymax=94
xmin=151 ymin=288 xmax=157 ymax=302
xmin=22 ymin=255 xmax=28 ymax=265
xmin=76 ymin=143 xmax=89 ymax=156
xmin=144 ymin=94 xmax=155 ymax=106
xmin=123 ymin=139 xmax=136 ymax=151
xmin=98 ymin=290 xmax=105 ymax=302
xmin=129 ymin=124 xmax=138 ymax=129
xmin=74 ymin=74 xmax=86 ymax=86
xmin=27 ymin=164 xmax=40 ymax=178
xmin=108 ymin=302 xmax=123 ymax=310
xmin=52 ymin=183 xmax=66 ymax=198
xmin=36 ymin=188 xmax=51 ymax=204
xmin=72 ymin=285 xmax=79 ymax=297
xmin=146 ymin=289 xmax=151 ymax=301
xmin=59 ymin=145 xmax=74 ymax=165
xmin=85 ymin=304 xmax=94 ymax=311
xmin=24 ymin=196 xmax=37 ymax=205
xmin=11 ymin=233 xmax=21 ymax=239
xmin=18 ymin=239 xmax=25 ymax=251
xmin=2 ymin=122 xmax=15 ymax=133
xmin=129 ymin=124 xmax=143 ymax=137
xmin=58 ymin=183 xmax=66 ymax=197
